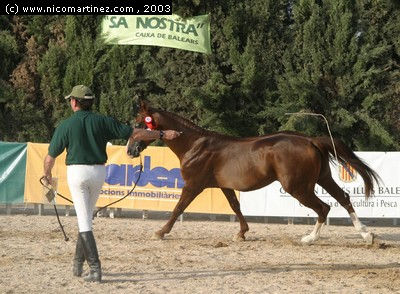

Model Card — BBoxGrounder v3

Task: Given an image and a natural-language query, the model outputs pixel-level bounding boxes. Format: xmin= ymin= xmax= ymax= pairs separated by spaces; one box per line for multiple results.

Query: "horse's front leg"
xmin=221 ymin=188 xmax=249 ymax=241
xmin=152 ymin=186 xmax=202 ymax=240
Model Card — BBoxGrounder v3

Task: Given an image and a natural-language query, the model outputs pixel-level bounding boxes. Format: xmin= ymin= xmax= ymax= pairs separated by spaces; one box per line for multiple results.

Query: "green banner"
xmin=0 ymin=142 xmax=27 ymax=204
xmin=101 ymin=14 xmax=211 ymax=54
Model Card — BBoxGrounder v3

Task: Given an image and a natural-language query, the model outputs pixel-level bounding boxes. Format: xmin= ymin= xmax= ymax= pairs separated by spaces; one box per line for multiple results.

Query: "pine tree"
xmin=191 ymin=0 xmax=292 ymax=136
xmin=352 ymin=0 xmax=400 ymax=150
xmin=278 ymin=0 xmax=399 ymax=150
xmin=0 ymin=2 xmax=397 ymax=151
xmin=4 ymin=16 xmax=48 ymax=141
xmin=0 ymin=17 xmax=20 ymax=140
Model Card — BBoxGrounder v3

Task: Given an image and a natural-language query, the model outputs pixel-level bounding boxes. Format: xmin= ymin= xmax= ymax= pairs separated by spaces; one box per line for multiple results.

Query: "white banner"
xmin=101 ymin=15 xmax=211 ymax=54
xmin=240 ymin=152 xmax=400 ymax=218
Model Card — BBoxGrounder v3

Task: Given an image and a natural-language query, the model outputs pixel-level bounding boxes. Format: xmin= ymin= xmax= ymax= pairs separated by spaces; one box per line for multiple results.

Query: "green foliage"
xmin=96 ymin=45 xmax=143 ymax=122
xmin=37 ymin=41 xmax=68 ymax=132
xmin=0 ymin=1 xmax=398 ymax=150
xmin=2 ymin=89 xmax=48 ymax=142
xmin=0 ymin=30 xmax=20 ymax=80
xmin=278 ymin=0 xmax=399 ymax=150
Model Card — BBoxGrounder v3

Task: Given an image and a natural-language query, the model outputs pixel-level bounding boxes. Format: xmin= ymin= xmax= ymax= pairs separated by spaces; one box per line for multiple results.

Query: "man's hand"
xmin=131 ymin=128 xmax=181 ymax=141
xmin=163 ymin=130 xmax=181 ymax=140
xmin=42 ymin=173 xmax=52 ymax=186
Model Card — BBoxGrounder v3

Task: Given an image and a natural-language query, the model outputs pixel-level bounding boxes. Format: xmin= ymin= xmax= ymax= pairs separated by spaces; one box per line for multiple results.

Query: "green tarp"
xmin=0 ymin=142 xmax=27 ymax=203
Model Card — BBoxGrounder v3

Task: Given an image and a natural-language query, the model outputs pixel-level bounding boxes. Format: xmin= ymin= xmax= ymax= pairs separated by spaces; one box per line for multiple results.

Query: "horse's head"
xmin=126 ymin=139 xmax=147 ymax=158
xmin=127 ymin=100 xmax=160 ymax=158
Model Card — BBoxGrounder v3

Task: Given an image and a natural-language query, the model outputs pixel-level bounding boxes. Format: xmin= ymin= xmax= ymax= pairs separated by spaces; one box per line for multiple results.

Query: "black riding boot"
xmin=73 ymin=233 xmax=85 ymax=277
xmin=80 ymin=231 xmax=102 ymax=283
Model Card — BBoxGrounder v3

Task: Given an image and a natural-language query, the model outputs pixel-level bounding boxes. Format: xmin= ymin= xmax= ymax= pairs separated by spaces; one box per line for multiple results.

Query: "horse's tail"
xmin=312 ymin=137 xmax=381 ymax=198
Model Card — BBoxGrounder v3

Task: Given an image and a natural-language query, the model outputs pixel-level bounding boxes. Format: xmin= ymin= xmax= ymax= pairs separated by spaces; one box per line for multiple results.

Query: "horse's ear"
xmin=139 ymin=100 xmax=149 ymax=113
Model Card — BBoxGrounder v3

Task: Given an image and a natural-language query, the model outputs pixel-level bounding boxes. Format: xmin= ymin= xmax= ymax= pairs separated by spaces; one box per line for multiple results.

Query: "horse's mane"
xmin=153 ymin=107 xmax=318 ymax=141
xmin=152 ymin=108 xmax=236 ymax=139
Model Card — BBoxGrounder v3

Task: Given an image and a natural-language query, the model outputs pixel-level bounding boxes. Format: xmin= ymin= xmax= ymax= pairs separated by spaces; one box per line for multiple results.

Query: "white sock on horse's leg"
xmin=350 ymin=212 xmax=374 ymax=244
xmin=301 ymin=221 xmax=324 ymax=245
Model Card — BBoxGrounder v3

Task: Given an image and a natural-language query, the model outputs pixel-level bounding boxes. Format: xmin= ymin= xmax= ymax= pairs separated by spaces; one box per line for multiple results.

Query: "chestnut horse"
xmin=127 ymin=101 xmax=381 ymax=245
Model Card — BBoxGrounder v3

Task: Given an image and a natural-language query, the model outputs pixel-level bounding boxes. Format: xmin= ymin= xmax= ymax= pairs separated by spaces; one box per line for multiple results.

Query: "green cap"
xmin=65 ymin=85 xmax=94 ymax=100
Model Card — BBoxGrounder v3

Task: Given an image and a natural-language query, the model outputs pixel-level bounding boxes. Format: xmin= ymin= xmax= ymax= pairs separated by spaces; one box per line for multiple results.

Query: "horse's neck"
xmin=163 ymin=127 xmax=202 ymax=159
xmin=161 ymin=120 xmax=204 ymax=159
xmin=158 ymin=110 xmax=219 ymax=157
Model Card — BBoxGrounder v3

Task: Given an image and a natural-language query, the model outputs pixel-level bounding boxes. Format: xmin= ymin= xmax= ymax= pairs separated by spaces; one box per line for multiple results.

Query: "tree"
xmin=278 ymin=0 xmax=399 ymax=150
xmin=192 ymin=0 xmax=292 ymax=136
xmin=0 ymin=19 xmax=20 ymax=140
xmin=351 ymin=0 xmax=400 ymax=150
xmin=0 ymin=2 xmax=398 ymax=151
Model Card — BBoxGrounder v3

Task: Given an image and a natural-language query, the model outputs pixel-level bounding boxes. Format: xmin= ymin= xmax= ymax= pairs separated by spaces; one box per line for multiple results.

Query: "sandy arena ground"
xmin=1 ymin=211 xmax=400 ymax=294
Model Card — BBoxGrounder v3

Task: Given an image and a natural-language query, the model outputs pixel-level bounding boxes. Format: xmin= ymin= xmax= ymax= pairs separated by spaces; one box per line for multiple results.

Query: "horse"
xmin=127 ymin=101 xmax=381 ymax=245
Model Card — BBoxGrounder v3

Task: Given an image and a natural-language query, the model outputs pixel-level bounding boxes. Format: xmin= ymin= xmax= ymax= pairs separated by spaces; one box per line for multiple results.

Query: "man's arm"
xmin=130 ymin=128 xmax=180 ymax=141
xmin=43 ymin=154 xmax=56 ymax=185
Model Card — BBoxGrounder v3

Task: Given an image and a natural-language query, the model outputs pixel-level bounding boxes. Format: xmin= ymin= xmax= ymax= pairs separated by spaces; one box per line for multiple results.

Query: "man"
xmin=43 ymin=85 xmax=180 ymax=283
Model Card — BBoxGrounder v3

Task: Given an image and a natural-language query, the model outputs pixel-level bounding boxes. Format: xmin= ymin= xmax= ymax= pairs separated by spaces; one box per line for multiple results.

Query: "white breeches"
xmin=67 ymin=165 xmax=106 ymax=232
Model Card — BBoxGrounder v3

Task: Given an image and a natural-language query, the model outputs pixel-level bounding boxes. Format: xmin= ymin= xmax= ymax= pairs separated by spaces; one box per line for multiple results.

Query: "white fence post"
xmin=6 ymin=204 xmax=11 ymax=215
xmin=65 ymin=205 xmax=70 ymax=216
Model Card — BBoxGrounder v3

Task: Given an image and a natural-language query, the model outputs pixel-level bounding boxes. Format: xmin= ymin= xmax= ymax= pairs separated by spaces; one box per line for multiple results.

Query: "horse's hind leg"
xmin=221 ymin=188 xmax=249 ymax=241
xmin=152 ymin=186 xmax=202 ymax=240
xmin=291 ymin=191 xmax=331 ymax=245
xmin=318 ymin=176 xmax=374 ymax=244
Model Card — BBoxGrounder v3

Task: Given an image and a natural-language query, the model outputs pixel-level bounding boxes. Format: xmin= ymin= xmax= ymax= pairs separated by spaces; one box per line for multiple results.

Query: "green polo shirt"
xmin=48 ymin=110 xmax=133 ymax=165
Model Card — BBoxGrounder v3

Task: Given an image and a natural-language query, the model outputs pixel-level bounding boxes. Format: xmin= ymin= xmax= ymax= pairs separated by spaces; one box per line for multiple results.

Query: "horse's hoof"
xmin=364 ymin=232 xmax=374 ymax=245
xmin=301 ymin=235 xmax=315 ymax=245
xmin=233 ymin=234 xmax=245 ymax=242
xmin=151 ymin=232 xmax=164 ymax=240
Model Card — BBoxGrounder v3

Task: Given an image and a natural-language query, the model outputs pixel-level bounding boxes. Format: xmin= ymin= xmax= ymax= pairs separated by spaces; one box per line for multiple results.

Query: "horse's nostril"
xmin=128 ymin=146 xmax=136 ymax=157
xmin=127 ymin=140 xmax=147 ymax=158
